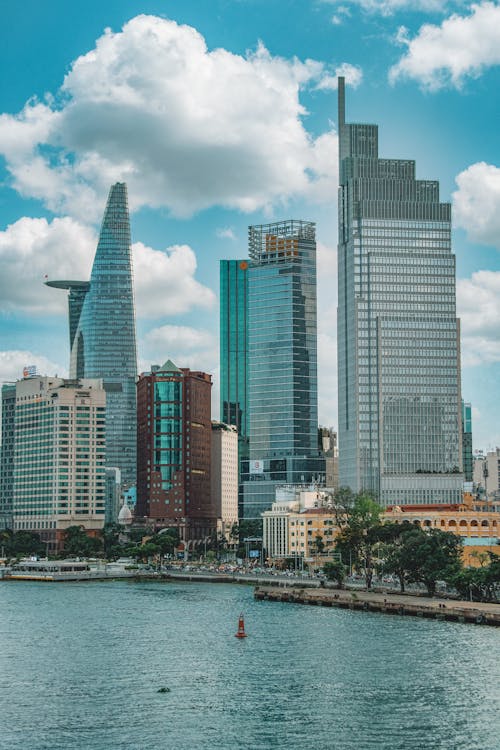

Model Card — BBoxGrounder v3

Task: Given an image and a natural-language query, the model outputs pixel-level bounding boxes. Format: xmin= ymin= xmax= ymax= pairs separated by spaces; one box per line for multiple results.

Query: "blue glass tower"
xmin=241 ymin=220 xmax=324 ymax=519
xmin=68 ymin=183 xmax=138 ymax=484
xmin=337 ymin=78 xmax=463 ymax=505
xmin=220 ymin=259 xmax=249 ymax=456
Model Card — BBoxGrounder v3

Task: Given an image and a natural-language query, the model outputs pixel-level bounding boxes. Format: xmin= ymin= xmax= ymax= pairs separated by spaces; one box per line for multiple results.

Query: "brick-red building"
xmin=136 ymin=360 xmax=215 ymax=541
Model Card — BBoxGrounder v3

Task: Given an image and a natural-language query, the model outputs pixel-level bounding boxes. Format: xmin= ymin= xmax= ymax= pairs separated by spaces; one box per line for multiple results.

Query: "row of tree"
xmin=322 ymin=491 xmax=500 ymax=602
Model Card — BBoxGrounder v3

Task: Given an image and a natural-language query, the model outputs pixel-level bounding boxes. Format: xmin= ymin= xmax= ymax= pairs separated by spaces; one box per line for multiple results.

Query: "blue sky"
xmin=1 ymin=0 xmax=499 ymax=450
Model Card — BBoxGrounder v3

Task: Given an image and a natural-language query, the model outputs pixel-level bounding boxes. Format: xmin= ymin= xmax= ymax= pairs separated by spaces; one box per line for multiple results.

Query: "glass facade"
xmin=220 ymin=259 xmax=249 ymax=456
xmin=241 ymin=220 xmax=324 ymax=519
xmin=337 ymin=77 xmax=463 ymax=506
xmin=70 ymin=183 xmax=137 ymax=485
xmin=0 ymin=384 xmax=16 ymax=529
xmin=462 ymin=400 xmax=473 ymax=482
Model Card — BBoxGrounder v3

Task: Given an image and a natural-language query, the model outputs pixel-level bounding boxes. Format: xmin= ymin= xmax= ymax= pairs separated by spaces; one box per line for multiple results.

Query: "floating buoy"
xmin=235 ymin=613 xmax=247 ymax=638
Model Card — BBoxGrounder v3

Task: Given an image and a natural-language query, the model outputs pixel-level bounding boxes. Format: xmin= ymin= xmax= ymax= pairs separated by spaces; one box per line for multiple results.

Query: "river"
xmin=0 ymin=580 xmax=498 ymax=749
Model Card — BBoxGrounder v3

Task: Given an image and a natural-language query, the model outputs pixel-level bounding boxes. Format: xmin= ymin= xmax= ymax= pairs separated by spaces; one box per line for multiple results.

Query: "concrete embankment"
xmin=254 ymin=585 xmax=500 ymax=626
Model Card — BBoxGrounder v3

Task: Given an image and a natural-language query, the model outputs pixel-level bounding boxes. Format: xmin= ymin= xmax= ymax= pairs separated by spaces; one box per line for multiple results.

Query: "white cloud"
xmin=324 ymin=0 xmax=447 ymax=16
xmin=0 ymin=216 xmax=95 ymax=314
xmin=216 ymin=227 xmax=237 ymax=241
xmin=315 ymin=63 xmax=363 ymax=90
xmin=140 ymin=325 xmax=219 ymax=405
xmin=453 ymin=162 xmax=500 ymax=248
xmin=389 ymin=2 xmax=500 ymax=89
xmin=458 ymin=270 xmax=500 ymax=366
xmin=0 ymin=15 xmax=352 ymax=220
xmin=0 ymin=350 xmax=67 ymax=383
xmin=0 ymin=215 xmax=214 ymax=319
xmin=132 ymin=242 xmax=215 ymax=318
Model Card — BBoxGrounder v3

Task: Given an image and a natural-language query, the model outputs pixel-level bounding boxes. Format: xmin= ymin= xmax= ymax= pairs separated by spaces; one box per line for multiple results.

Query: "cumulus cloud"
xmin=453 ymin=162 xmax=500 ymax=248
xmin=0 ymin=215 xmax=214 ymax=318
xmin=132 ymin=242 xmax=215 ymax=318
xmin=457 ymin=270 xmax=500 ymax=366
xmin=389 ymin=2 xmax=500 ymax=89
xmin=0 ymin=350 xmax=67 ymax=383
xmin=140 ymin=324 xmax=218 ymax=381
xmin=0 ymin=15 xmax=351 ymax=220
xmin=0 ymin=216 xmax=95 ymax=314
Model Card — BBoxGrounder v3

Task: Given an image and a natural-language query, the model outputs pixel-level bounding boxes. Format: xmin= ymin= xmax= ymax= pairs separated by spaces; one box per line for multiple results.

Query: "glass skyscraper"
xmin=241 ymin=220 xmax=324 ymax=519
xmin=48 ymin=183 xmax=138 ymax=485
xmin=337 ymin=77 xmax=463 ymax=506
xmin=220 ymin=259 xmax=249 ymax=456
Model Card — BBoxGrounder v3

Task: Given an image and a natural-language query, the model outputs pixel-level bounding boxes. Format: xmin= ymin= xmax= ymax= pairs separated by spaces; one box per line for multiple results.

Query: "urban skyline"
xmin=0 ymin=2 xmax=499 ymax=451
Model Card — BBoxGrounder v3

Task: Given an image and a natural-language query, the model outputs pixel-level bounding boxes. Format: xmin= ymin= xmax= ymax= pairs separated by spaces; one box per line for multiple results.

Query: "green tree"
xmin=399 ymin=528 xmax=463 ymax=597
xmin=314 ymin=535 xmax=325 ymax=554
xmin=450 ymin=553 xmax=500 ymax=603
xmin=63 ymin=526 xmax=102 ymax=557
xmin=323 ymin=560 xmax=346 ymax=588
xmin=102 ymin=523 xmax=122 ymax=559
xmin=334 ymin=493 xmax=383 ymax=589
xmin=377 ymin=521 xmax=417 ymax=593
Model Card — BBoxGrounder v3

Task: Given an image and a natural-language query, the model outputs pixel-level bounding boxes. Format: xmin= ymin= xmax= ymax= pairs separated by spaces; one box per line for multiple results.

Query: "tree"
xmin=323 ymin=560 xmax=346 ymax=588
xmin=399 ymin=528 xmax=463 ymax=597
xmin=314 ymin=534 xmax=325 ymax=554
xmin=334 ymin=493 xmax=383 ymax=589
xmin=63 ymin=526 xmax=102 ymax=557
xmin=450 ymin=553 xmax=500 ymax=603
xmin=378 ymin=522 xmax=417 ymax=593
xmin=102 ymin=523 xmax=122 ymax=559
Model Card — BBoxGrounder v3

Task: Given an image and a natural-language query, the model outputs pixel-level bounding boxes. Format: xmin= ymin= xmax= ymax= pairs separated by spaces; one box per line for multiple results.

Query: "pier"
xmin=254 ymin=585 xmax=500 ymax=626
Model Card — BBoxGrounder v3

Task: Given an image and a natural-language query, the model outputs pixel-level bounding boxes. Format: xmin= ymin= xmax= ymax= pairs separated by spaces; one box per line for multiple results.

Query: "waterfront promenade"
xmin=254 ymin=584 xmax=500 ymax=625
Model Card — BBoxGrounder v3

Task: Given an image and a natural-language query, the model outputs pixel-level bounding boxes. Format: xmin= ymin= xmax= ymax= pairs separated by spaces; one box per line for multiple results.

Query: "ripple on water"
xmin=0 ymin=580 xmax=498 ymax=750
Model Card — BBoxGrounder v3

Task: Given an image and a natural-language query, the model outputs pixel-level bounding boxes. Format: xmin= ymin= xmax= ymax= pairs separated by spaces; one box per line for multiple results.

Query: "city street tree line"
xmin=322 ymin=491 xmax=500 ymax=603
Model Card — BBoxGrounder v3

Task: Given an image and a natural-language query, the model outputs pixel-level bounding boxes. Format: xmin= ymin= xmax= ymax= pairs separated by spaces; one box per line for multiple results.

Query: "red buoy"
xmin=235 ymin=613 xmax=247 ymax=638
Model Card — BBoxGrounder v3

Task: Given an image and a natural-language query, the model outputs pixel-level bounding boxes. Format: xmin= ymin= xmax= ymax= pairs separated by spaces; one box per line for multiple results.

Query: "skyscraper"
xmin=241 ymin=220 xmax=325 ymax=519
xmin=47 ymin=183 xmax=138 ymax=485
xmin=337 ymin=77 xmax=463 ymax=506
xmin=461 ymin=401 xmax=473 ymax=483
xmin=0 ymin=383 xmax=15 ymax=530
xmin=220 ymin=259 xmax=249 ymax=456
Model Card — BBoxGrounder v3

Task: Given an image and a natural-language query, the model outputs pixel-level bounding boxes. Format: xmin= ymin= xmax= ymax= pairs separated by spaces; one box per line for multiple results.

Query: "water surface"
xmin=0 ymin=580 xmax=498 ymax=749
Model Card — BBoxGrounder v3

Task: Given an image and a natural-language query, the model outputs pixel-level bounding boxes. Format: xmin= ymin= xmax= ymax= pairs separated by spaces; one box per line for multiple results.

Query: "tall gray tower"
xmin=47 ymin=183 xmax=138 ymax=485
xmin=337 ymin=78 xmax=463 ymax=506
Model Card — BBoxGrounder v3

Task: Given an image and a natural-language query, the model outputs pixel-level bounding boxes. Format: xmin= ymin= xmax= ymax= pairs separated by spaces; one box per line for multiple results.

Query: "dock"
xmin=254 ymin=585 xmax=500 ymax=626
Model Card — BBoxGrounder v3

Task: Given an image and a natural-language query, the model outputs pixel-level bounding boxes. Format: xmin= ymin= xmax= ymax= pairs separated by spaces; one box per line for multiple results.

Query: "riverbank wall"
xmin=254 ymin=585 xmax=500 ymax=626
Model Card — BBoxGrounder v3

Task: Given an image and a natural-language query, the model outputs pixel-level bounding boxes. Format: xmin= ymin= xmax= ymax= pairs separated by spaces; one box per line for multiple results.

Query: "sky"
xmin=1 ymin=0 xmax=499 ymax=451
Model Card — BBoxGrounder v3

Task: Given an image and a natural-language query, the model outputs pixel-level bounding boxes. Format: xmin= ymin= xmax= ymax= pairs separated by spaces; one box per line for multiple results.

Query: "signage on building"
xmin=249 ymin=460 xmax=264 ymax=475
xmin=249 ymin=550 xmax=260 ymax=558
xmin=23 ymin=365 xmax=37 ymax=378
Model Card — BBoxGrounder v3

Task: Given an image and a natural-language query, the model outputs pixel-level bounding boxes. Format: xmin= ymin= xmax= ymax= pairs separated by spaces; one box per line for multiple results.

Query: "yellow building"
xmin=384 ymin=494 xmax=500 ymax=567
xmin=288 ymin=508 xmax=338 ymax=564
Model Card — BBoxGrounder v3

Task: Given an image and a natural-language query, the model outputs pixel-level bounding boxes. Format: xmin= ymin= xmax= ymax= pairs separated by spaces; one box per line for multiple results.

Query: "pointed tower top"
xmin=159 ymin=359 xmax=181 ymax=373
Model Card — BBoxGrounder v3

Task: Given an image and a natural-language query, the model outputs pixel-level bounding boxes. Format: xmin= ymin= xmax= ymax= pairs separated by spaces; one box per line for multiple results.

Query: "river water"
xmin=0 ymin=580 xmax=498 ymax=750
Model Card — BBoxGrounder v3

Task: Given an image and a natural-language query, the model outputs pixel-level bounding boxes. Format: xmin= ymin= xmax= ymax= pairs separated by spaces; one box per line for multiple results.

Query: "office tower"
xmin=45 ymin=280 xmax=90 ymax=378
xmin=337 ymin=77 xmax=463 ymax=506
xmin=241 ymin=220 xmax=325 ymax=519
xmin=220 ymin=259 xmax=249 ymax=457
xmin=47 ymin=183 xmax=137 ymax=484
xmin=0 ymin=384 xmax=16 ymax=530
xmin=211 ymin=422 xmax=239 ymax=542
xmin=11 ymin=376 xmax=106 ymax=551
xmin=136 ymin=360 xmax=214 ymax=540
xmin=462 ymin=401 xmax=473 ymax=482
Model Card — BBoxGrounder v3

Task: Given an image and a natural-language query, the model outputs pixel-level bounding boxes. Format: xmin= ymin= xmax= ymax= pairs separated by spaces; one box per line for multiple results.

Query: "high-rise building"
xmin=337 ymin=77 xmax=463 ymax=505
xmin=10 ymin=376 xmax=106 ymax=551
xmin=136 ymin=360 xmax=214 ymax=541
xmin=47 ymin=183 xmax=137 ymax=485
xmin=462 ymin=401 xmax=473 ymax=482
xmin=220 ymin=260 xmax=249 ymax=453
xmin=0 ymin=383 xmax=16 ymax=530
xmin=241 ymin=220 xmax=325 ymax=519
xmin=211 ymin=421 xmax=239 ymax=542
